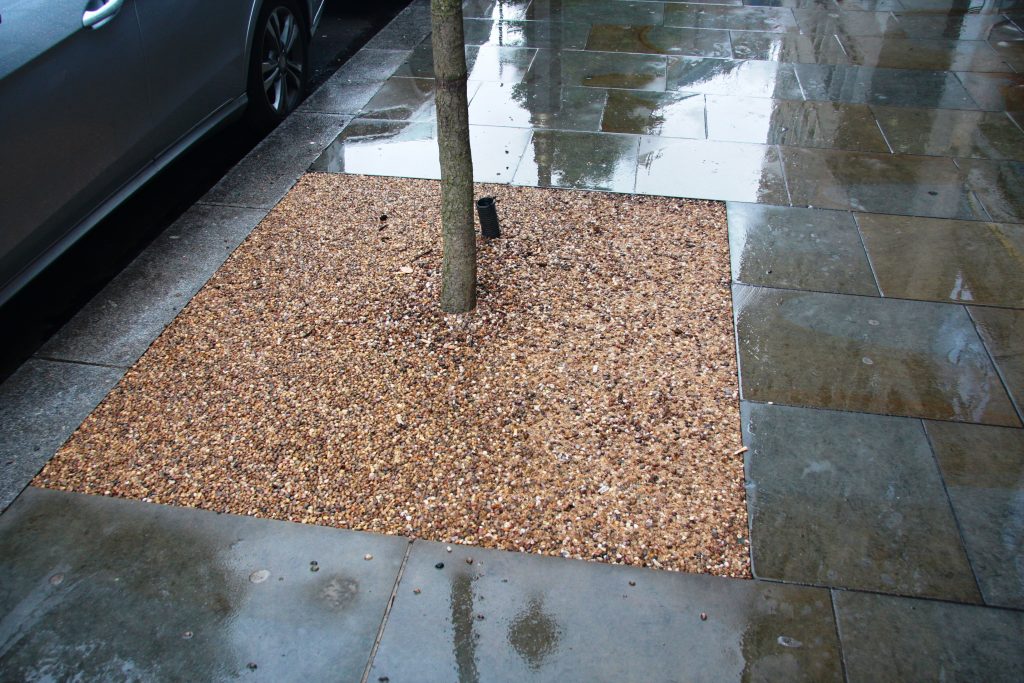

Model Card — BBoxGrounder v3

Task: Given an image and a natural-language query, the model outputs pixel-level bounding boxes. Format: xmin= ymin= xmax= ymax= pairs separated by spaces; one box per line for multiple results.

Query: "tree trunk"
xmin=431 ymin=0 xmax=476 ymax=313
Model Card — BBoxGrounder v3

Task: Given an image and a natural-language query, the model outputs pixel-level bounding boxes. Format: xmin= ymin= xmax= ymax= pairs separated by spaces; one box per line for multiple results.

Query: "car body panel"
xmin=0 ymin=0 xmax=323 ymax=305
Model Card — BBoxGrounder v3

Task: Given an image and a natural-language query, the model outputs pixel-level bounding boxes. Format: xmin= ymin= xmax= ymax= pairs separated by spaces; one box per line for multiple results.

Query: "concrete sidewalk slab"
xmin=0 ymin=488 xmax=407 ymax=682
xmin=368 ymin=540 xmax=843 ymax=682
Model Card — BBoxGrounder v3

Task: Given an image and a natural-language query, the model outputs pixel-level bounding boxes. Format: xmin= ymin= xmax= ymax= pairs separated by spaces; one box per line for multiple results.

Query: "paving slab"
xmin=733 ymin=284 xmax=1022 ymax=426
xmin=742 ymin=402 xmax=981 ymax=602
xmin=968 ymin=305 xmax=1024 ymax=413
xmin=310 ymin=119 xmax=532 ymax=182
xmin=663 ymin=4 xmax=800 ymax=32
xmin=833 ymin=589 xmax=1024 ymax=683
xmin=839 ymin=36 xmax=1014 ymax=72
xmin=792 ymin=9 xmax=907 ymax=37
xmin=585 ymin=24 xmax=734 ymax=58
xmin=461 ymin=18 xmax=591 ymax=49
xmin=368 ymin=540 xmax=844 ymax=682
xmin=527 ymin=0 xmax=667 ymax=25
xmin=600 ymin=89 xmax=705 ymax=137
xmin=299 ymin=49 xmax=410 ymax=115
xmin=728 ymin=31 xmax=849 ymax=64
xmin=462 ymin=0 xmax=533 ymax=20
xmin=471 ymin=82 xmax=608 ymax=131
xmin=727 ymin=203 xmax=879 ymax=296
xmin=954 ymin=71 xmax=1024 ymax=113
xmin=705 ymin=97 xmax=890 ymax=152
xmin=202 ymin=112 xmax=350 ymax=209
xmin=0 ymin=361 xmax=124 ymax=513
xmin=636 ymin=138 xmax=790 ymax=203
xmin=364 ymin=1 xmax=432 ymax=50
xmin=925 ymin=420 xmax=1024 ymax=608
xmin=958 ymin=157 xmax=1024 ymax=223
xmin=527 ymin=49 xmax=670 ymax=91
xmin=666 ymin=57 xmax=804 ymax=100
xmin=393 ymin=43 xmax=538 ymax=82
xmin=0 ymin=488 xmax=407 ymax=681
xmin=782 ymin=147 xmax=985 ymax=220
xmin=36 ymin=204 xmax=269 ymax=368
xmin=512 ymin=129 xmax=640 ymax=190
xmin=797 ymin=64 xmax=980 ymax=109
xmin=857 ymin=214 xmax=1024 ymax=307
xmin=872 ymin=106 xmax=1024 ymax=159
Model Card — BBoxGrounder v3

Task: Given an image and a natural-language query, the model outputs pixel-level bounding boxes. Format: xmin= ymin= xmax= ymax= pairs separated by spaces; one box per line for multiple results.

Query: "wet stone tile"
xmin=793 ymin=9 xmax=908 ymax=37
xmin=469 ymin=82 xmax=607 ymax=130
xmin=512 ymin=130 xmax=639 ymax=191
xmin=728 ymin=31 xmax=849 ymax=64
xmin=858 ymin=214 xmax=1024 ymax=307
xmin=359 ymin=78 xmax=439 ymax=121
xmin=636 ymin=138 xmax=790 ymax=203
xmin=585 ymin=24 xmax=733 ymax=58
xmin=727 ymin=203 xmax=878 ymax=295
xmin=461 ymin=0 xmax=533 ymax=20
xmin=893 ymin=13 xmax=1011 ymax=40
xmin=782 ymin=147 xmax=983 ymax=220
xmin=743 ymin=0 xmax=839 ymax=7
xmin=368 ymin=540 xmax=844 ymax=682
xmin=601 ymin=90 xmax=706 ymax=137
xmin=526 ymin=49 xmax=669 ymax=91
xmin=664 ymin=4 xmax=800 ymax=31
xmin=706 ymin=97 xmax=890 ymax=152
xmin=925 ymin=421 xmax=1024 ymax=608
xmin=896 ymin=0 xmax=997 ymax=11
xmin=461 ymin=18 xmax=590 ymax=49
xmin=733 ymin=285 xmax=1022 ymax=425
xmin=959 ymin=157 xmax=1024 ymax=222
xmin=873 ymin=106 xmax=1024 ymax=159
xmin=394 ymin=43 xmax=538 ymax=83
xmin=526 ymin=0 xmax=667 ymax=25
xmin=833 ymin=591 xmax=1024 ymax=683
xmin=796 ymin=64 xmax=980 ymax=109
xmin=743 ymin=402 xmax=981 ymax=600
xmin=954 ymin=71 xmax=1024 ymax=112
xmin=667 ymin=57 xmax=804 ymax=100
xmin=839 ymin=36 xmax=1013 ymax=73
xmin=0 ymin=488 xmax=409 ymax=682
xmin=310 ymin=119 xmax=532 ymax=183
xmin=969 ymin=306 xmax=1024 ymax=411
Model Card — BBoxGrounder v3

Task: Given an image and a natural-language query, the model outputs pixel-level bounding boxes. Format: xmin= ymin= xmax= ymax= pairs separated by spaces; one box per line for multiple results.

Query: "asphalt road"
xmin=0 ymin=0 xmax=411 ymax=383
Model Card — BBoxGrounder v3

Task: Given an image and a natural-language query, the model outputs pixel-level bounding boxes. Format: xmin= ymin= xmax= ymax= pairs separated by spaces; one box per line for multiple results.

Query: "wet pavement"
xmin=2 ymin=0 xmax=1024 ymax=678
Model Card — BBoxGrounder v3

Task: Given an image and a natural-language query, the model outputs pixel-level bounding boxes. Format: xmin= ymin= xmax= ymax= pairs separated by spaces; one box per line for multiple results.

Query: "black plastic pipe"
xmin=476 ymin=196 xmax=500 ymax=238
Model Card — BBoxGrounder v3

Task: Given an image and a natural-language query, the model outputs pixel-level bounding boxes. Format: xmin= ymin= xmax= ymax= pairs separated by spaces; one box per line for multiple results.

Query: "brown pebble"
xmin=413 ymin=588 xmax=421 ymax=594
xmin=364 ymin=554 xmax=373 ymax=561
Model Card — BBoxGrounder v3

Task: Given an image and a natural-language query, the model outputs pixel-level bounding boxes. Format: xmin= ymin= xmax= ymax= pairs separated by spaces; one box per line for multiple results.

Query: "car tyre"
xmin=246 ymin=0 xmax=309 ymax=129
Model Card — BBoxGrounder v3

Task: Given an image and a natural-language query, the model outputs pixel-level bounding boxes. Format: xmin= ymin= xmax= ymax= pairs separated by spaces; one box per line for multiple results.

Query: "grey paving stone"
xmin=37 ymin=204 xmax=268 ymax=368
xmin=782 ymin=147 xmax=986 ymax=221
xmin=364 ymin=2 xmax=432 ymax=50
xmin=834 ymin=589 xmax=1024 ymax=683
xmin=925 ymin=420 xmax=1024 ymax=609
xmin=202 ymin=112 xmax=350 ymax=209
xmin=796 ymin=63 xmax=980 ymax=109
xmin=311 ymin=119 xmax=532 ymax=182
xmin=512 ymin=130 xmax=640 ymax=191
xmin=368 ymin=540 xmax=844 ymax=682
xmin=733 ymin=285 xmax=1021 ymax=426
xmin=636 ymin=138 xmax=790 ymax=204
xmin=969 ymin=306 xmax=1024 ymax=415
xmin=0 ymin=488 xmax=407 ymax=681
xmin=726 ymin=203 xmax=879 ymax=296
xmin=958 ymin=157 xmax=1024 ymax=223
xmin=743 ymin=402 xmax=981 ymax=602
xmin=0 ymin=360 xmax=124 ymax=513
xmin=298 ymin=49 xmax=409 ymax=115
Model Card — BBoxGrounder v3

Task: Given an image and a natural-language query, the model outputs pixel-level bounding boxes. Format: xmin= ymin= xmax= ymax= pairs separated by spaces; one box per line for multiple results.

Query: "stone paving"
xmin=2 ymin=0 xmax=1024 ymax=679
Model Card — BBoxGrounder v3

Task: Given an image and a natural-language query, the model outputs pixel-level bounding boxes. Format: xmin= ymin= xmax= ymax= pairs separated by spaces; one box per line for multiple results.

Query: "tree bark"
xmin=431 ymin=0 xmax=476 ymax=313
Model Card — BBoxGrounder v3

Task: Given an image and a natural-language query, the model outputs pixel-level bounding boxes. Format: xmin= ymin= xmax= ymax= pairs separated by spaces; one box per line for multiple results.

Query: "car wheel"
xmin=247 ymin=0 xmax=308 ymax=129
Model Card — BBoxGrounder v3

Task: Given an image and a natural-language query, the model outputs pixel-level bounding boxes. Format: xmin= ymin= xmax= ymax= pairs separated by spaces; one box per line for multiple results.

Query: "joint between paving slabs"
xmin=360 ymin=539 xmax=414 ymax=683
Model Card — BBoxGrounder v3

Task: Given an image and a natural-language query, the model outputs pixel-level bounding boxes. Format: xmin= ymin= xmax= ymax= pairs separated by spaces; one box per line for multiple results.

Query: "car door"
xmin=134 ymin=0 xmax=253 ymax=158
xmin=0 ymin=0 xmax=153 ymax=296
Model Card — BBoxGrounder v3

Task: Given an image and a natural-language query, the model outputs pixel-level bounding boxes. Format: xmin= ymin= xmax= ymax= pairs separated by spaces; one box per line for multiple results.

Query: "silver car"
xmin=0 ymin=0 xmax=324 ymax=304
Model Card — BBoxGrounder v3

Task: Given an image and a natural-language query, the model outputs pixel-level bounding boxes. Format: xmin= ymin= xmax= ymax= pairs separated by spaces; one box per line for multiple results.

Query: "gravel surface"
xmin=37 ymin=173 xmax=748 ymax=576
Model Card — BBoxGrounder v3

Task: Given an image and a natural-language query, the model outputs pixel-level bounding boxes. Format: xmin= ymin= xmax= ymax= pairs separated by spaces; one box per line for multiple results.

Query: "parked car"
xmin=0 ymin=0 xmax=324 ymax=305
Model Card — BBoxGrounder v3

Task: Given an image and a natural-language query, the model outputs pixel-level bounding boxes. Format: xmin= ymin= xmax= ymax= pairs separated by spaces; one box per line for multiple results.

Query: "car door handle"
xmin=82 ymin=0 xmax=125 ymax=29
